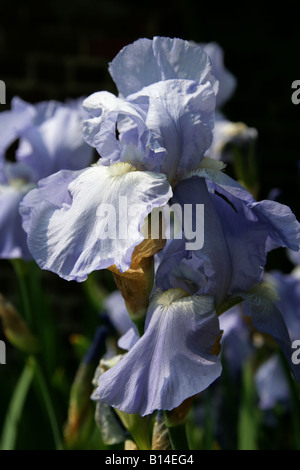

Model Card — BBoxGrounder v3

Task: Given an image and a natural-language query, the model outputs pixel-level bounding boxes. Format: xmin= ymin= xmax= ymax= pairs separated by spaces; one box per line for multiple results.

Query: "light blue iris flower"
xmin=0 ymin=97 xmax=93 ymax=260
xmin=18 ymin=37 xmax=300 ymax=416
xmin=94 ymin=171 xmax=300 ymax=416
xmin=20 ymin=37 xmax=218 ymax=281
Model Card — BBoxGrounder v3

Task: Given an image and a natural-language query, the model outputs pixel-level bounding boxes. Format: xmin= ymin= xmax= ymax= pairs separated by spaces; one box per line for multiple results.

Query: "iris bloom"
xmin=19 ymin=37 xmax=300 ymax=416
xmin=0 ymin=97 xmax=93 ymax=260
xmin=20 ymin=37 xmax=218 ymax=281
xmin=93 ymin=173 xmax=300 ymax=415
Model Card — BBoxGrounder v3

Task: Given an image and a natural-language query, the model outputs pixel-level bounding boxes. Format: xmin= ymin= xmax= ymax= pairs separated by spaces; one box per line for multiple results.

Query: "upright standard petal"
xmin=83 ymin=91 xmax=159 ymax=169
xmin=83 ymin=80 xmax=216 ymax=182
xmin=108 ymin=36 xmax=216 ymax=98
xmin=129 ymin=80 xmax=216 ymax=181
xmin=21 ymin=162 xmax=172 ymax=281
xmin=94 ymin=289 xmax=222 ymax=416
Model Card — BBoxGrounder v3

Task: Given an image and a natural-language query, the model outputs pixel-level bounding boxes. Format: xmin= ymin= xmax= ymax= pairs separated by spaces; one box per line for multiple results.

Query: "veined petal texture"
xmin=83 ymin=80 xmax=215 ymax=181
xmin=0 ymin=97 xmax=36 ymax=158
xmin=20 ymin=162 xmax=172 ymax=281
xmin=94 ymin=289 xmax=222 ymax=416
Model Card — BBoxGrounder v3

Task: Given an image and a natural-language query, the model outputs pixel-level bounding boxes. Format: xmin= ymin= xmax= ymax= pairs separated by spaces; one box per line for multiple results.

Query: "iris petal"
xmin=108 ymin=36 xmax=216 ymax=98
xmin=94 ymin=289 xmax=222 ymax=416
xmin=21 ymin=162 xmax=172 ymax=281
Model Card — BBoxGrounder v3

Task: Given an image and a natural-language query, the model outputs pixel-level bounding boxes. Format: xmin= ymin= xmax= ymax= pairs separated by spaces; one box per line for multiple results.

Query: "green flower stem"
xmin=116 ymin=411 xmax=152 ymax=450
xmin=11 ymin=259 xmax=33 ymax=328
xmin=131 ymin=316 xmax=145 ymax=337
xmin=10 ymin=258 xmax=63 ymax=450
xmin=0 ymin=357 xmax=35 ymax=450
xmin=0 ymin=354 xmax=63 ymax=450
xmin=32 ymin=356 xmax=63 ymax=450
xmin=164 ymin=420 xmax=190 ymax=450
xmin=237 ymin=359 xmax=258 ymax=450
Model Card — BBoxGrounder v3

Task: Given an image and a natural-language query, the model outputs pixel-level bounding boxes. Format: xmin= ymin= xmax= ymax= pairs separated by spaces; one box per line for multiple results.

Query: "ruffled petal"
xmin=108 ymin=36 xmax=216 ymax=98
xmin=195 ymin=167 xmax=300 ymax=252
xmin=94 ymin=289 xmax=222 ymax=416
xmin=20 ymin=162 xmax=172 ymax=281
xmin=129 ymin=80 xmax=216 ymax=180
xmin=249 ymin=199 xmax=300 ymax=252
xmin=20 ymin=169 xmax=81 ymax=233
xmin=83 ymin=91 xmax=158 ymax=168
xmin=179 ymin=168 xmax=300 ymax=293
xmin=83 ymin=80 xmax=215 ymax=180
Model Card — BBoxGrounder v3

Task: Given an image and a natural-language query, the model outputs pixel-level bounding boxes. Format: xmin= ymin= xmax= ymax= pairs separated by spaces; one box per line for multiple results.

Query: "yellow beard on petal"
xmin=106 ymin=162 xmax=137 ymax=177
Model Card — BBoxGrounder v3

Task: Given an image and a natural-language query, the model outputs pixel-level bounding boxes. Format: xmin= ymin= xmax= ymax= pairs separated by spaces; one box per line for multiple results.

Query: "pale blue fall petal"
xmin=108 ymin=36 xmax=217 ymax=98
xmin=21 ymin=162 xmax=172 ymax=281
xmin=94 ymin=289 xmax=222 ymax=416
